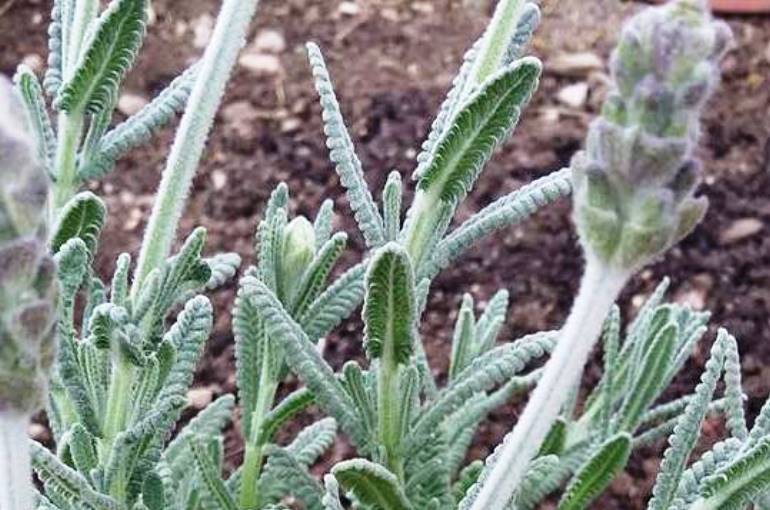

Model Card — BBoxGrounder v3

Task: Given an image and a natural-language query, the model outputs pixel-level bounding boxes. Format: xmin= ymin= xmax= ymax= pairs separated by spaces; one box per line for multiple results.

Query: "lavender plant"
xmin=4 ymin=0 xmax=259 ymax=508
xmin=0 ymin=76 xmax=57 ymax=510
xmin=5 ymin=0 xmax=770 ymax=509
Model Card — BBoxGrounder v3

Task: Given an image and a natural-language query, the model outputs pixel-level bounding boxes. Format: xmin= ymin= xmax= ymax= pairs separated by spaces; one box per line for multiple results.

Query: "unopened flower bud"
xmin=0 ymin=75 xmax=56 ymax=414
xmin=278 ymin=216 xmax=316 ymax=301
xmin=572 ymin=0 xmax=730 ymax=270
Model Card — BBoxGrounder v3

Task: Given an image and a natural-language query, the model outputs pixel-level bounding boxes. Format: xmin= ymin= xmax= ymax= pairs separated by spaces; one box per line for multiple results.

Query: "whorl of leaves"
xmin=56 ymin=0 xmax=148 ymax=114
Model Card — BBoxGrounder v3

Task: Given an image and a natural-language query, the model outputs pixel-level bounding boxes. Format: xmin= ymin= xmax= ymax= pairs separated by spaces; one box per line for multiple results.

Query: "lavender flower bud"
xmin=278 ymin=216 xmax=315 ymax=301
xmin=0 ymin=76 xmax=56 ymax=414
xmin=572 ymin=0 xmax=732 ymax=270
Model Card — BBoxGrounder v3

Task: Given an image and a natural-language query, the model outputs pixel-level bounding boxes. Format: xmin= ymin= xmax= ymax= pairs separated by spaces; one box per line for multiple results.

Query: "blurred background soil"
xmin=1 ymin=0 xmax=769 ymax=507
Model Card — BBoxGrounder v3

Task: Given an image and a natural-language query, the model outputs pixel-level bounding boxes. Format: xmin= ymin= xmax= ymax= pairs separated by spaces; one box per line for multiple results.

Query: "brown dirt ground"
xmin=1 ymin=0 xmax=769 ymax=508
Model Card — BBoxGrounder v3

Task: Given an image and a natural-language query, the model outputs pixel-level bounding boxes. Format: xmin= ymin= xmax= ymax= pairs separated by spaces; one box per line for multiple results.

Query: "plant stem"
xmin=469 ymin=257 xmax=630 ymax=510
xmin=239 ymin=349 xmax=278 ymax=510
xmin=378 ymin=345 xmax=404 ymax=481
xmin=469 ymin=0 xmax=526 ymax=88
xmin=131 ymin=0 xmax=261 ymax=299
xmin=101 ymin=354 xmax=133 ymax=454
xmin=0 ymin=411 xmax=33 ymax=510
xmin=50 ymin=112 xmax=84 ymax=220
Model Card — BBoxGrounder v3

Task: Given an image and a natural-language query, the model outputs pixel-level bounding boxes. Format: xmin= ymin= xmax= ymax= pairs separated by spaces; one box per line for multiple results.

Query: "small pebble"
xmin=239 ymin=53 xmax=283 ymax=76
xmin=719 ymin=218 xmax=763 ymax=245
xmin=253 ymin=29 xmax=286 ymax=53
xmin=557 ymin=82 xmax=589 ymax=109
xmin=338 ymin=1 xmax=360 ymax=16
xmin=549 ymin=52 xmax=603 ymax=77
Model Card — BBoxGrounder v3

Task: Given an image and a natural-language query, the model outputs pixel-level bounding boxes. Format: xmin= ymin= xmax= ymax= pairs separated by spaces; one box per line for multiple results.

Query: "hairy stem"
xmin=101 ymin=354 xmax=134 ymax=455
xmin=469 ymin=0 xmax=526 ymax=88
xmin=50 ymin=112 xmax=84 ymax=220
xmin=378 ymin=341 xmax=403 ymax=481
xmin=469 ymin=258 xmax=630 ymax=510
xmin=131 ymin=0 xmax=261 ymax=298
xmin=239 ymin=346 xmax=278 ymax=510
xmin=0 ymin=411 xmax=33 ymax=510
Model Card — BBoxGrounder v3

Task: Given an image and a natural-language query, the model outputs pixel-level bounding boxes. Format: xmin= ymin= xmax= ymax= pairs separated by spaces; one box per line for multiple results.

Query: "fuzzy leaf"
xmin=449 ymin=293 xmax=476 ymax=381
xmin=79 ymin=62 xmax=198 ymax=179
xmin=31 ymin=441 xmax=121 ymax=509
xmin=190 ymin=437 xmax=237 ymax=510
xmin=300 ymin=262 xmax=366 ymax=342
xmin=14 ymin=66 xmax=55 ymax=176
xmin=416 ymin=58 xmax=541 ymax=205
xmin=333 ymin=458 xmax=413 ymax=510
xmin=696 ymin=436 xmax=770 ymax=510
xmin=410 ymin=331 xmax=556 ymax=447
xmin=306 ymin=42 xmax=385 ymax=248
xmin=648 ymin=329 xmax=728 ymax=510
xmin=245 ymin=277 xmax=368 ymax=450
xmin=363 ymin=243 xmax=416 ymax=363
xmin=291 ymin=232 xmax=348 ymax=318
xmin=156 ymin=296 xmax=212 ymax=403
xmin=558 ymin=433 xmax=632 ymax=510
xmin=44 ymin=0 xmax=64 ymax=95
xmin=426 ymin=168 xmax=571 ymax=278
xmin=51 ymin=192 xmax=106 ymax=258
xmin=56 ymin=0 xmax=147 ymax=113
xmin=382 ymin=171 xmax=403 ymax=241
xmin=261 ymin=446 xmax=324 ymax=510
xmin=617 ymin=323 xmax=678 ymax=431
xmin=287 ymin=417 xmax=338 ymax=467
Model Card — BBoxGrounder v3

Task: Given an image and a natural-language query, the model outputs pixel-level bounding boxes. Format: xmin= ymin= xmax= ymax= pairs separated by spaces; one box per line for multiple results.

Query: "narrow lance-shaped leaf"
xmin=189 ymin=437 xmax=237 ymax=510
xmin=449 ymin=293 xmax=476 ymax=381
xmin=79 ymin=62 xmax=200 ymax=179
xmin=291 ymin=232 xmax=348 ymax=318
xmin=382 ymin=171 xmax=403 ymax=242
xmin=30 ymin=441 xmax=121 ymax=510
xmin=363 ymin=243 xmax=416 ymax=364
xmin=416 ymin=57 xmax=541 ymax=206
xmin=245 ymin=276 xmax=369 ymax=450
xmin=56 ymin=0 xmax=148 ymax=113
xmin=722 ymin=332 xmax=748 ymax=441
xmin=306 ymin=42 xmax=385 ymax=248
xmin=424 ymin=168 xmax=571 ymax=278
xmin=474 ymin=289 xmax=509 ymax=354
xmin=14 ymin=66 xmax=56 ymax=176
xmin=299 ymin=262 xmax=366 ymax=342
xmin=332 ymin=459 xmax=413 ymax=510
xmin=44 ymin=0 xmax=64 ymax=95
xmin=694 ymin=436 xmax=770 ymax=510
xmin=648 ymin=329 xmax=728 ymax=510
xmin=50 ymin=192 xmax=107 ymax=258
xmin=558 ymin=433 xmax=632 ymax=510
xmin=617 ymin=323 xmax=678 ymax=431
xmin=261 ymin=446 xmax=324 ymax=510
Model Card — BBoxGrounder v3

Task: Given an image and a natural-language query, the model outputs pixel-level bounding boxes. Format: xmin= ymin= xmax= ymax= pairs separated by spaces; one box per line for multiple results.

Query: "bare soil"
xmin=1 ymin=0 xmax=769 ymax=507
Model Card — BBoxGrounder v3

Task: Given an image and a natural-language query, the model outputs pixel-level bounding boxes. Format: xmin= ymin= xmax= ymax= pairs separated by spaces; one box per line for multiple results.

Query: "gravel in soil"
xmin=2 ymin=0 xmax=769 ymax=508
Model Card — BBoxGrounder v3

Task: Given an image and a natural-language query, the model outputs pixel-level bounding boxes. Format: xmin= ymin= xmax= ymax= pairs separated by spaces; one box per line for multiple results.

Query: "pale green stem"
xmin=378 ymin=352 xmax=403 ymax=481
xmin=0 ymin=411 xmax=33 ymax=510
xmin=101 ymin=354 xmax=134 ymax=455
xmin=402 ymin=0 xmax=527 ymax=265
xmin=469 ymin=257 xmax=630 ymax=510
xmin=239 ymin=362 xmax=278 ymax=510
xmin=468 ymin=0 xmax=526 ymax=88
xmin=131 ymin=0 xmax=261 ymax=299
xmin=50 ymin=112 xmax=84 ymax=221
xmin=65 ymin=0 xmax=99 ymax=76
